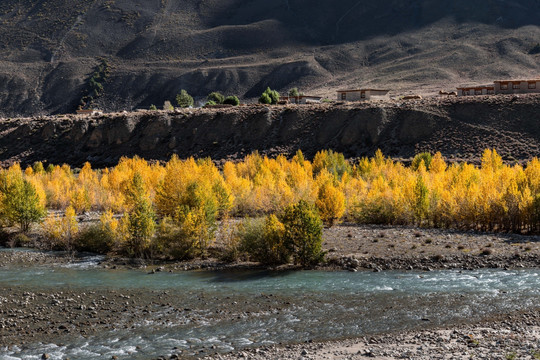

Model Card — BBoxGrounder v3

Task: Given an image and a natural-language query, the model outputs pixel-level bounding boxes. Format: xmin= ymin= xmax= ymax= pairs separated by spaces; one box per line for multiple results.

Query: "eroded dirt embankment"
xmin=0 ymin=94 xmax=538 ymax=167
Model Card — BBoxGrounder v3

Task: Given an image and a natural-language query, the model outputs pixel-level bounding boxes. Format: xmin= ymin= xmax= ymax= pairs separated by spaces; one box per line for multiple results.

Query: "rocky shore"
xmin=2 ymin=223 xmax=539 ymax=272
xmin=202 ymin=309 xmax=540 ymax=360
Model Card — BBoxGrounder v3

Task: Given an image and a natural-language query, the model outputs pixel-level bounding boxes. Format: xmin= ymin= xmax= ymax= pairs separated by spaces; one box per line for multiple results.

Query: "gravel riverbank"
xmin=203 ymin=309 xmax=540 ymax=360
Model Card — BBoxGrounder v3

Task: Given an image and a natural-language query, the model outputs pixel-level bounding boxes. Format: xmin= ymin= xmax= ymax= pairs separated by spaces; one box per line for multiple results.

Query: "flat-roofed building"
xmin=494 ymin=79 xmax=540 ymax=94
xmin=281 ymin=95 xmax=323 ymax=104
xmin=336 ymin=89 xmax=390 ymax=101
xmin=457 ymin=85 xmax=495 ymax=96
xmin=457 ymin=78 xmax=540 ymax=96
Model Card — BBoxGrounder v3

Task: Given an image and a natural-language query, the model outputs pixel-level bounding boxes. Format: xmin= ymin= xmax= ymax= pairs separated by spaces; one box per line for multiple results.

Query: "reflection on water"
xmin=0 ymin=251 xmax=539 ymax=359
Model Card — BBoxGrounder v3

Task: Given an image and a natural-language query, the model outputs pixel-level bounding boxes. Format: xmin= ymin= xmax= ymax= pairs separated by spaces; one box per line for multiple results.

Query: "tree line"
xmin=1 ymin=149 xmax=539 ymax=266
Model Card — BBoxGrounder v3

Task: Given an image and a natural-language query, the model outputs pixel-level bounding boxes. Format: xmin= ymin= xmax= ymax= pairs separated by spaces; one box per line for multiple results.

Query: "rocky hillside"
xmin=0 ymin=0 xmax=539 ymax=116
xmin=0 ymin=95 xmax=538 ymax=167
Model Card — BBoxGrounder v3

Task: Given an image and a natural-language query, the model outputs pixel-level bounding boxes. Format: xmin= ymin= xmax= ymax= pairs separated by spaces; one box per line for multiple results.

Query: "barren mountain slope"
xmin=0 ymin=0 xmax=539 ymax=116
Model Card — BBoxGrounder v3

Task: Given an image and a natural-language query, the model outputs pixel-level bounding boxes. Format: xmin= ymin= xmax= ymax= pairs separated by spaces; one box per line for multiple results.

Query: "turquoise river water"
xmin=0 ymin=249 xmax=539 ymax=359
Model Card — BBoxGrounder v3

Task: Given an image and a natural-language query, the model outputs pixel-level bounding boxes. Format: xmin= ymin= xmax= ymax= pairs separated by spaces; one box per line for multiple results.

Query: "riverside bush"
xmin=155 ymin=216 xmax=198 ymax=260
xmin=74 ymin=210 xmax=120 ymax=254
xmin=76 ymin=224 xmax=115 ymax=254
xmin=238 ymin=216 xmax=291 ymax=265
xmin=280 ymin=200 xmax=324 ymax=267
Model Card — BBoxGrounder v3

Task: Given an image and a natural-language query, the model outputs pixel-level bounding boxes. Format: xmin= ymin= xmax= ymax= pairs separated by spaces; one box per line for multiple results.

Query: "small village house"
xmin=76 ymin=109 xmax=102 ymax=116
xmin=336 ymin=89 xmax=390 ymax=101
xmin=281 ymin=95 xmax=323 ymax=104
xmin=456 ymin=85 xmax=495 ymax=96
xmin=494 ymin=79 xmax=540 ymax=94
xmin=458 ymin=78 xmax=540 ymax=96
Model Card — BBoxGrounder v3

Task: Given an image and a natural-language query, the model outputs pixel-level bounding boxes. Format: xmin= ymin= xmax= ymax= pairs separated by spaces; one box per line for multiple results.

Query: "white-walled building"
xmin=458 ymin=78 xmax=540 ymax=96
xmin=336 ymin=89 xmax=390 ymax=101
xmin=457 ymin=85 xmax=495 ymax=96
xmin=494 ymin=79 xmax=540 ymax=94
xmin=282 ymin=95 xmax=322 ymax=104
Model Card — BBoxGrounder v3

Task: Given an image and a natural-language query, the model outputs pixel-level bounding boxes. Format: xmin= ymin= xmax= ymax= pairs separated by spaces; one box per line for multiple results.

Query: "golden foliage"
xmin=17 ymin=149 xmax=540 ymax=235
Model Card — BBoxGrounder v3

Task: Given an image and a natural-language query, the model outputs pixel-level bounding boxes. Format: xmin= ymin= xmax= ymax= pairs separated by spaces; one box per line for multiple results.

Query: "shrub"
xmin=176 ymin=90 xmax=194 ymax=108
xmin=155 ymin=216 xmax=198 ymax=260
xmin=76 ymin=210 xmax=121 ymax=253
xmin=42 ymin=206 xmax=79 ymax=251
xmin=70 ymin=187 xmax=91 ymax=214
xmin=259 ymin=87 xmax=280 ymax=105
xmin=8 ymin=233 xmax=31 ymax=248
xmin=237 ymin=217 xmax=264 ymax=259
xmin=280 ymin=200 xmax=324 ymax=267
xmin=155 ymin=157 xmax=232 ymax=255
xmin=75 ymin=224 xmax=115 ymax=254
xmin=219 ymin=218 xmax=242 ymax=262
xmin=205 ymin=100 xmax=217 ymax=107
xmin=163 ymin=100 xmax=174 ymax=111
xmin=149 ymin=104 xmax=157 ymax=110
xmin=238 ymin=216 xmax=290 ymax=265
xmin=223 ymin=95 xmax=240 ymax=106
xmin=207 ymin=92 xmax=225 ymax=104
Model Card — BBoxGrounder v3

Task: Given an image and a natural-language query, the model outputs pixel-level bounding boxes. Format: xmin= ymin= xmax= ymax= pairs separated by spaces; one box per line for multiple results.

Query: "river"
xmin=0 ymin=250 xmax=539 ymax=359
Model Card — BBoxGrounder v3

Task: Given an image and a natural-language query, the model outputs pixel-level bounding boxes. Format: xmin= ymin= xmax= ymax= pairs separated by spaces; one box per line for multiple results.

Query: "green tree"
xmin=412 ymin=152 xmax=433 ymax=171
xmin=149 ymin=104 xmax=158 ymax=110
xmin=32 ymin=162 xmax=45 ymax=174
xmin=280 ymin=200 xmax=324 ymax=267
xmin=207 ymin=92 xmax=225 ymax=104
xmin=259 ymin=92 xmax=272 ymax=104
xmin=414 ymin=174 xmax=429 ymax=224
xmin=259 ymin=87 xmax=280 ymax=105
xmin=2 ymin=179 xmax=46 ymax=233
xmin=223 ymin=95 xmax=240 ymax=106
xmin=176 ymin=89 xmax=194 ymax=108
xmin=313 ymin=149 xmax=351 ymax=180
xmin=124 ymin=173 xmax=156 ymax=257
xmin=288 ymin=88 xmax=300 ymax=97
